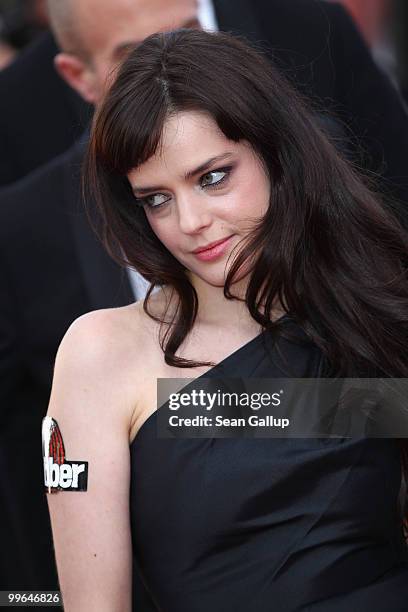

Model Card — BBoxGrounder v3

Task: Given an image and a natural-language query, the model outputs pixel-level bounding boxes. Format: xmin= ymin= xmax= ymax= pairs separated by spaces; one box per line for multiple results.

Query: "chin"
xmin=186 ymin=268 xmax=227 ymax=288
xmin=202 ymin=275 xmax=227 ymax=288
xmin=186 ymin=261 xmax=249 ymax=290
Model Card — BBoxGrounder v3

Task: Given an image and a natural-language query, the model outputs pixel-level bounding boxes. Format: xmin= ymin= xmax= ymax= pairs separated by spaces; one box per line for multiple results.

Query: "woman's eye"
xmin=200 ymin=169 xmax=229 ymax=188
xmin=136 ymin=193 xmax=170 ymax=209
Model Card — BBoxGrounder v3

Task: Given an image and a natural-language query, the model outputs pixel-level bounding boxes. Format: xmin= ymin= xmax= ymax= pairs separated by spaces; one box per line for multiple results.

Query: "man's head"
xmin=46 ymin=0 xmax=200 ymax=104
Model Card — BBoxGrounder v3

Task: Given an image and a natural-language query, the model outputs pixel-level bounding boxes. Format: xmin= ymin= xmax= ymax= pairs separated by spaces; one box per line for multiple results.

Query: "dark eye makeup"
xmin=133 ymin=165 xmax=233 ymax=210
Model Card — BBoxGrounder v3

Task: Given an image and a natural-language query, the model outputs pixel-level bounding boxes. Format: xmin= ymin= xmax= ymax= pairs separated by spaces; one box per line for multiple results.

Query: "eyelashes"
xmin=200 ymin=167 xmax=230 ymax=189
xmin=133 ymin=165 xmax=233 ymax=211
xmin=136 ymin=192 xmax=171 ymax=209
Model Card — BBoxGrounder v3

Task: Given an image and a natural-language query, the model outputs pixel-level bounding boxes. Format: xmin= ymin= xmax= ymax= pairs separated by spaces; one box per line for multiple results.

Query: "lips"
xmin=193 ymin=235 xmax=234 ymax=254
xmin=192 ymin=235 xmax=234 ymax=262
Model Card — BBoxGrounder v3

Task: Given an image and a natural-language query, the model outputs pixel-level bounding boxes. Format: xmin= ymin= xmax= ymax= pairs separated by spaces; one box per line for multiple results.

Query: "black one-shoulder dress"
xmin=130 ymin=318 xmax=408 ymax=611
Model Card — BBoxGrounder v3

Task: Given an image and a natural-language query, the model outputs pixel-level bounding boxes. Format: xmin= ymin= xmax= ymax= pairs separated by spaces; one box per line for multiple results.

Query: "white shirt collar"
xmin=197 ymin=0 xmax=219 ymax=32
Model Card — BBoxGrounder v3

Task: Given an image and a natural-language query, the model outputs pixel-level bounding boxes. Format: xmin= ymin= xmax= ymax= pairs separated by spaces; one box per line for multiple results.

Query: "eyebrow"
xmin=132 ymin=152 xmax=235 ymax=195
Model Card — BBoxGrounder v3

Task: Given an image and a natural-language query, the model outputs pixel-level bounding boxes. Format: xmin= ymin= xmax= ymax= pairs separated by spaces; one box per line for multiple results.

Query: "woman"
xmin=45 ymin=29 xmax=408 ymax=611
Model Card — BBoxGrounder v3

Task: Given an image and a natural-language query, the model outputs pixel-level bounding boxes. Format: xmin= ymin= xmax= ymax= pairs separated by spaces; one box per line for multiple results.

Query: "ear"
xmin=54 ymin=52 xmax=97 ymax=104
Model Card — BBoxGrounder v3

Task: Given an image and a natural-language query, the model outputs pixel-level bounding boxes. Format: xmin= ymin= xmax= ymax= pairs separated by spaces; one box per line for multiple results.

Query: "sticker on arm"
xmin=42 ymin=416 xmax=88 ymax=493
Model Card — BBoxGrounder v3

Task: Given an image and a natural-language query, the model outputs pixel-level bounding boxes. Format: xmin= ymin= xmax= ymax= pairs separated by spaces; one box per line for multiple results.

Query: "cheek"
xmin=145 ymin=213 xmax=179 ymax=254
xmin=229 ymin=172 xmax=270 ymax=220
xmin=250 ymin=168 xmax=270 ymax=217
xmin=257 ymin=179 xmax=271 ymax=216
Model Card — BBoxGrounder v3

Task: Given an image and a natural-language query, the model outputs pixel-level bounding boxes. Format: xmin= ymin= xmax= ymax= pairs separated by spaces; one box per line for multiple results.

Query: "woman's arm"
xmin=45 ymin=310 xmax=137 ymax=612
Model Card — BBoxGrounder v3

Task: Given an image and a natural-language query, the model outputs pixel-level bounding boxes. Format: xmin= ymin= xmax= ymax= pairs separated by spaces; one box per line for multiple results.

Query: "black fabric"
xmin=1 ymin=0 xmax=408 ymax=603
xmin=0 ymin=31 xmax=91 ymax=187
xmin=130 ymin=319 xmax=408 ymax=611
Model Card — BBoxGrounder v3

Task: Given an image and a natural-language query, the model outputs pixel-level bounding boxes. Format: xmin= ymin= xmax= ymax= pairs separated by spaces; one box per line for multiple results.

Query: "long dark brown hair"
xmin=85 ymin=29 xmax=408 ymax=535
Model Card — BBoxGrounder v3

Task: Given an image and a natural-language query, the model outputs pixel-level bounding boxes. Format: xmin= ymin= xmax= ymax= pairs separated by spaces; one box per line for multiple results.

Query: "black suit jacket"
xmin=1 ymin=0 xmax=408 ymax=601
xmin=0 ymin=31 xmax=91 ymax=187
xmin=0 ymin=139 xmax=134 ymax=586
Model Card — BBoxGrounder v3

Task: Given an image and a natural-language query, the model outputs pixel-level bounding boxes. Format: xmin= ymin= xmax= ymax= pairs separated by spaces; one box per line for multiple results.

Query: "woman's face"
xmin=127 ymin=111 xmax=270 ymax=287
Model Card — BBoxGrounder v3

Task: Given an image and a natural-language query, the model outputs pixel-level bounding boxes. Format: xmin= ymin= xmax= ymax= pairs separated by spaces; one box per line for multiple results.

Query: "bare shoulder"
xmin=57 ymin=303 xmax=142 ymax=363
xmin=55 ymin=295 xmax=165 ymax=376
xmin=51 ymin=290 xmax=171 ymax=425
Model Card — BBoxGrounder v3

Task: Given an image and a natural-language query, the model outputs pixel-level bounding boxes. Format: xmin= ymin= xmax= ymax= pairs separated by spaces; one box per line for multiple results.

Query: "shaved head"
xmin=46 ymin=0 xmax=87 ymax=57
xmin=47 ymin=0 xmax=199 ymax=103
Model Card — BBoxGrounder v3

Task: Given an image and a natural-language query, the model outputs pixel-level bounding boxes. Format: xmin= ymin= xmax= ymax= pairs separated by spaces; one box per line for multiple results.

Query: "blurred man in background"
xmin=0 ymin=29 xmax=90 ymax=185
xmin=0 ymin=0 xmax=49 ymax=53
xmin=1 ymin=0 xmax=408 ymax=602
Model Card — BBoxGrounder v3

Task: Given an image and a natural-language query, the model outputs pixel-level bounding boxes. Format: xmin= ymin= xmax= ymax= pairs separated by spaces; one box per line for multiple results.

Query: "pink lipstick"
xmin=192 ymin=235 xmax=234 ymax=262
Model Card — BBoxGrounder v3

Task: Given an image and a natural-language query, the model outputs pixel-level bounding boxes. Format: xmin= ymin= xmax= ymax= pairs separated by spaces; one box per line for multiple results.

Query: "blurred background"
xmin=1 ymin=0 xmax=407 ymax=102
xmin=329 ymin=0 xmax=408 ymax=100
xmin=0 ymin=0 xmax=48 ymax=68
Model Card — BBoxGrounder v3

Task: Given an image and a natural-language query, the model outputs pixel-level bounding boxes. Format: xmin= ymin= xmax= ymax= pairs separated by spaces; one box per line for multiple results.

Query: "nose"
xmin=176 ymin=192 xmax=212 ymax=235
